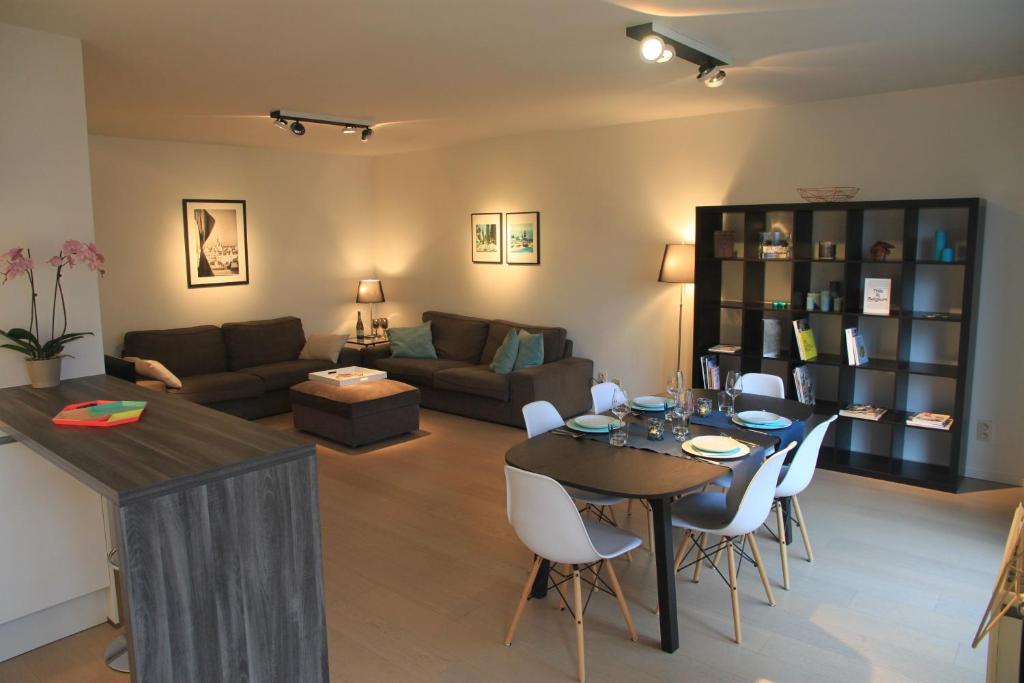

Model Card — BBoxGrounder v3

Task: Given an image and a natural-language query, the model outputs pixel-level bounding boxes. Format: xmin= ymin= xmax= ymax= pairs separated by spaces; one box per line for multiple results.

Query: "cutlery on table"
xmin=552 ymin=429 xmax=584 ymax=439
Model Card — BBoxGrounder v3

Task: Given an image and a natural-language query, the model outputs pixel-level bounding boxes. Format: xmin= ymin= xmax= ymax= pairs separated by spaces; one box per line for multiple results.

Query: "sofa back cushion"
xmin=123 ymin=325 xmax=227 ymax=378
xmin=222 ymin=316 xmax=306 ymax=370
xmin=421 ymin=311 xmax=490 ymax=363
xmin=481 ymin=319 xmax=567 ymax=366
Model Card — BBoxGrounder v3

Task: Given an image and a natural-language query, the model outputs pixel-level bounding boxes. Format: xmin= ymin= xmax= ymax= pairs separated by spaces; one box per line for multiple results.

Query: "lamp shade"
xmin=658 ymin=244 xmax=695 ymax=283
xmin=356 ymin=279 xmax=385 ymax=303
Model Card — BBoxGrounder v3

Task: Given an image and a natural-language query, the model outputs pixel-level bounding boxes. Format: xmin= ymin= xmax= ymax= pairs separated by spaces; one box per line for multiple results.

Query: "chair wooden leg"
xmin=627 ymin=499 xmax=633 ymax=516
xmin=572 ymin=567 xmax=586 ymax=683
xmin=603 ymin=560 xmax=638 ymax=642
xmin=693 ymin=533 xmax=708 ymax=582
xmin=775 ymin=501 xmax=790 ymax=590
xmin=673 ymin=529 xmax=692 ymax=572
xmin=725 ymin=539 xmax=741 ymax=644
xmin=711 ymin=536 xmax=724 ymax=568
xmin=747 ymin=533 xmax=775 ymax=606
xmin=505 ymin=555 xmax=542 ymax=646
xmin=791 ymin=496 xmax=814 ymax=563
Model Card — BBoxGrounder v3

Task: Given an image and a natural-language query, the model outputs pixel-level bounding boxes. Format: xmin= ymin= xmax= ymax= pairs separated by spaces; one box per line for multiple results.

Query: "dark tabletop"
xmin=0 ymin=375 xmax=313 ymax=505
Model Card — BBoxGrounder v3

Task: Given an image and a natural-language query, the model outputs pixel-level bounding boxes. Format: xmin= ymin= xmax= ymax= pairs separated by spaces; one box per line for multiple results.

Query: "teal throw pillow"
xmin=388 ymin=321 xmax=437 ymax=359
xmin=513 ymin=330 xmax=545 ymax=370
xmin=489 ymin=328 xmax=520 ymax=374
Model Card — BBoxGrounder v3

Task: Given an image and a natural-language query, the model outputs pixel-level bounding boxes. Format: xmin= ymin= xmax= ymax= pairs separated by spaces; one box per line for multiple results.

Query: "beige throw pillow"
xmin=124 ymin=356 xmax=183 ymax=389
xmin=299 ymin=334 xmax=345 ymax=363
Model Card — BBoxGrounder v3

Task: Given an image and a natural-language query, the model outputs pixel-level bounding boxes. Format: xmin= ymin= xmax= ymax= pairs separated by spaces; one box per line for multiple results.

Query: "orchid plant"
xmin=1 ymin=240 xmax=105 ymax=361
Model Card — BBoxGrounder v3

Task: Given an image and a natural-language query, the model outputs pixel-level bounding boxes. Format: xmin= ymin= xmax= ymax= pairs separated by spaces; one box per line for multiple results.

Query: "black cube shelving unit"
xmin=693 ymin=198 xmax=984 ymax=492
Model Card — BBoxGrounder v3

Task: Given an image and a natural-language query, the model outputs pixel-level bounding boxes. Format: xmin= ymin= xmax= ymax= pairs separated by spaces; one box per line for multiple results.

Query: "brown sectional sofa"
xmin=111 ymin=317 xmax=360 ymax=419
xmin=363 ymin=311 xmax=593 ymax=427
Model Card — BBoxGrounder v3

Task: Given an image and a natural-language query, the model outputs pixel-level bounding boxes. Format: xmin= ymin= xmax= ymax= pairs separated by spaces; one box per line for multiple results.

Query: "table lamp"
xmin=658 ymin=244 xmax=695 ymax=371
xmin=356 ymin=279 xmax=385 ymax=337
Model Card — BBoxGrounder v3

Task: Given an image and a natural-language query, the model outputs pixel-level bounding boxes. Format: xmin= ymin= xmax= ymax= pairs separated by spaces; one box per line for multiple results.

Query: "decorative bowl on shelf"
xmin=797 ymin=186 xmax=860 ymax=202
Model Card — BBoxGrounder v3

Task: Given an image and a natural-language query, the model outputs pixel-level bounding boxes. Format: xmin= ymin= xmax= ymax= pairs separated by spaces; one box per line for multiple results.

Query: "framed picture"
xmin=471 ymin=212 xmax=502 ymax=263
xmin=505 ymin=211 xmax=540 ymax=265
xmin=182 ymin=199 xmax=249 ymax=288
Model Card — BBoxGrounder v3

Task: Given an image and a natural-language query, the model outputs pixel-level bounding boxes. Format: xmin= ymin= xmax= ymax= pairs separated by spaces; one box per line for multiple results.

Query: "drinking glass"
xmin=666 ymin=371 xmax=684 ymax=417
xmin=609 ymin=386 xmax=630 ymax=444
xmin=672 ymin=388 xmax=694 ymax=441
xmin=724 ymin=371 xmax=743 ymax=416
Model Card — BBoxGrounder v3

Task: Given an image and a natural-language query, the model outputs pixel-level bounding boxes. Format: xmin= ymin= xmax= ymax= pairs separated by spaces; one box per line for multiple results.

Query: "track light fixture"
xmin=626 ymin=22 xmax=730 ymax=88
xmin=269 ymin=110 xmax=374 ymax=141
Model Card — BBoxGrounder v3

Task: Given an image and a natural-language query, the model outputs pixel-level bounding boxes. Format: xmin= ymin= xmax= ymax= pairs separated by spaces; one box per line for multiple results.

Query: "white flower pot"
xmin=25 ymin=358 xmax=62 ymax=389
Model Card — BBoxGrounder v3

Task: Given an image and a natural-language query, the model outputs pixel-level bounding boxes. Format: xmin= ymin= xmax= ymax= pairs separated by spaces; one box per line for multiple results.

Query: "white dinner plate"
xmin=736 ymin=410 xmax=782 ymax=424
xmin=682 ymin=440 xmax=750 ymax=460
xmin=689 ymin=435 xmax=740 ymax=453
xmin=567 ymin=415 xmax=622 ymax=432
xmin=731 ymin=414 xmax=793 ymax=430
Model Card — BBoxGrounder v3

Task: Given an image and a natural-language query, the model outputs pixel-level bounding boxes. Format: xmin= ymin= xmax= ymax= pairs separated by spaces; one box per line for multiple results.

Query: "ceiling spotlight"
xmin=640 ymin=35 xmax=673 ymax=63
xmin=342 ymin=125 xmax=357 ymax=135
xmin=698 ymin=64 xmax=727 ymax=88
xmin=290 ymin=120 xmax=306 ymax=136
xmin=274 ymin=117 xmax=289 ymax=131
xmin=269 ymin=111 xmax=374 ymax=139
xmin=360 ymin=127 xmax=373 ymax=142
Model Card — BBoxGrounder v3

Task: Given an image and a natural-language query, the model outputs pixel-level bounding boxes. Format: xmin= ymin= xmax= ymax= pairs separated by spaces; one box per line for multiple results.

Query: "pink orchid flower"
xmin=1 ymin=248 xmax=33 ymax=283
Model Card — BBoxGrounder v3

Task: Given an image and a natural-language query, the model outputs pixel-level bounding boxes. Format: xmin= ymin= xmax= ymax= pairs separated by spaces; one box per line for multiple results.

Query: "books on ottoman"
xmin=309 ymin=366 xmax=387 ymax=387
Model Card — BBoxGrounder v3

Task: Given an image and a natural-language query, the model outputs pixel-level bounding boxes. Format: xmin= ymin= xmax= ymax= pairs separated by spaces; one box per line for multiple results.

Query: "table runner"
xmin=690 ymin=409 xmax=806 ymax=453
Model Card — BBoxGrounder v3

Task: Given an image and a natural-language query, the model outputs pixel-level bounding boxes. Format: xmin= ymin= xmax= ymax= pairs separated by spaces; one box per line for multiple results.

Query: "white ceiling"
xmin=2 ymin=0 xmax=1022 ymax=156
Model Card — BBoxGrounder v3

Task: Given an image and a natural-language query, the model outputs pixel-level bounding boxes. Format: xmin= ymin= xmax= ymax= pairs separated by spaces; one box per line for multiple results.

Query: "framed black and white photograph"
xmin=505 ymin=211 xmax=540 ymax=265
xmin=182 ymin=199 xmax=249 ymax=288
xmin=471 ymin=212 xmax=502 ymax=264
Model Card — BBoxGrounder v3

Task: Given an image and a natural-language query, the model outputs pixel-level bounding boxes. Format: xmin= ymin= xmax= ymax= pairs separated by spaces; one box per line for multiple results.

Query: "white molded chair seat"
xmin=583 ymin=519 xmax=643 ymax=558
xmin=670 ymin=491 xmax=730 ymax=531
xmin=741 ymin=373 xmax=785 ymax=398
xmin=572 ymin=488 xmax=628 ymax=507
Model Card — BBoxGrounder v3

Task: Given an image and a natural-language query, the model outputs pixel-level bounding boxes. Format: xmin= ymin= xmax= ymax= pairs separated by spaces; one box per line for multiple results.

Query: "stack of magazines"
xmin=700 ymin=355 xmax=721 ymax=389
xmin=906 ymin=411 xmax=953 ymax=430
xmin=839 ymin=404 xmax=887 ymax=421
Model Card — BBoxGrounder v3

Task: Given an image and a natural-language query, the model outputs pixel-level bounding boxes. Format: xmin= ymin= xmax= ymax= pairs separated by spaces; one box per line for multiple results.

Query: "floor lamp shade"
xmin=658 ymin=244 xmax=695 ymax=283
xmin=356 ymin=279 xmax=385 ymax=303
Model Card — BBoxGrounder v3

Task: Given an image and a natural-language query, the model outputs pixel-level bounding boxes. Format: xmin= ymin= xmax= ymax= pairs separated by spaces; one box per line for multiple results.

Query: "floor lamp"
xmin=658 ymin=243 xmax=695 ymax=372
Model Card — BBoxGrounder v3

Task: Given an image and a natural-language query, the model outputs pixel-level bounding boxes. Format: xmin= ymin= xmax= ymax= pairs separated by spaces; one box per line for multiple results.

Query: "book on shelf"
xmin=763 ymin=319 xmax=783 ymax=358
xmin=708 ymin=343 xmax=741 ymax=354
xmin=906 ymin=411 xmax=953 ymax=430
xmin=700 ymin=354 xmax=721 ymax=390
xmin=844 ymin=327 xmax=869 ymax=366
xmin=839 ymin=404 xmax=888 ymax=421
xmin=793 ymin=365 xmax=815 ymax=405
xmin=863 ymin=278 xmax=892 ymax=316
xmin=792 ymin=319 xmax=818 ymax=361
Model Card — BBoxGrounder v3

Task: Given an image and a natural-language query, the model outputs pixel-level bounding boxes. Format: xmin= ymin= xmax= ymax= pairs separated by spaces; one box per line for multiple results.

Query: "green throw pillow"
xmin=513 ymin=330 xmax=544 ymax=370
xmin=489 ymin=328 xmax=520 ymax=374
xmin=388 ymin=321 xmax=437 ymax=359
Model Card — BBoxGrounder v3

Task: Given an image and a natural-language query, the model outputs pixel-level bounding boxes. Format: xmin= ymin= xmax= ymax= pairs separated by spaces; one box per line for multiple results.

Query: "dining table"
xmin=504 ymin=389 xmax=813 ymax=654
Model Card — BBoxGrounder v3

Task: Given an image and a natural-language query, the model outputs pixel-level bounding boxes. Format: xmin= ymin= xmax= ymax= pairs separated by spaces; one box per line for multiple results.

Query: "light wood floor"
xmin=1 ymin=408 xmax=1020 ymax=683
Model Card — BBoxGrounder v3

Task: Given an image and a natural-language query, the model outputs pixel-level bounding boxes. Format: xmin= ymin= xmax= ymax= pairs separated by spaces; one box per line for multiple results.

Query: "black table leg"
xmin=530 ymin=558 xmax=550 ymax=599
xmin=649 ymin=498 xmax=679 ymax=653
xmin=781 ymin=497 xmax=794 ymax=546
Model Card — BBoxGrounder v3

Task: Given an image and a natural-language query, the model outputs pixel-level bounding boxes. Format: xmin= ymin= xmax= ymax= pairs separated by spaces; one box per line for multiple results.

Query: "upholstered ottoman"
xmin=290 ymin=380 xmax=420 ymax=447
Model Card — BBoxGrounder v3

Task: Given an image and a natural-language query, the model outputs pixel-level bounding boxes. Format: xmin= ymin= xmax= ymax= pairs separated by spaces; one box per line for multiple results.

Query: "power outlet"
xmin=977 ymin=420 xmax=993 ymax=442
xmin=596 ymin=371 xmax=607 ymax=384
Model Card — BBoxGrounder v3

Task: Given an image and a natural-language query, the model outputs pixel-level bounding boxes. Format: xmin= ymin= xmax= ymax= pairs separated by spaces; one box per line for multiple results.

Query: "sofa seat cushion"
xmin=290 ymin=379 xmax=419 ymax=419
xmin=222 ymin=316 xmax=307 ymax=370
xmin=239 ymin=359 xmax=335 ymax=391
xmin=482 ymin=320 xmax=567 ymax=366
xmin=168 ymin=372 xmax=264 ymax=405
xmin=422 ymin=311 xmax=490 ymax=363
xmin=434 ymin=365 xmax=510 ymax=401
xmin=123 ymin=325 xmax=227 ymax=377
xmin=374 ymin=357 xmax=471 ymax=386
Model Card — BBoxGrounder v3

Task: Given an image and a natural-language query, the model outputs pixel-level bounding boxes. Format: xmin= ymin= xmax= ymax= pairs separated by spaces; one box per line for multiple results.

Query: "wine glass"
xmin=666 ymin=371 xmax=684 ymax=416
xmin=724 ymin=371 xmax=743 ymax=416
xmin=371 ymin=318 xmax=381 ymax=338
xmin=610 ymin=384 xmax=629 ymax=424
xmin=381 ymin=318 xmax=390 ymax=338
xmin=673 ymin=388 xmax=694 ymax=441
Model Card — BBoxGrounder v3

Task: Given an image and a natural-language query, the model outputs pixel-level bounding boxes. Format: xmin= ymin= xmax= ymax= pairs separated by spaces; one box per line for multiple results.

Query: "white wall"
xmin=90 ymin=136 xmax=375 ymax=353
xmin=369 ymin=76 xmax=1024 ymax=484
xmin=0 ymin=22 xmax=110 ymax=661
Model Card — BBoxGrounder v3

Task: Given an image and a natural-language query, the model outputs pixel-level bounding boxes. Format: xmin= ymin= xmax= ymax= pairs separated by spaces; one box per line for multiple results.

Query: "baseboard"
xmin=964 ymin=466 xmax=1024 ymax=487
xmin=0 ymin=588 xmax=109 ymax=662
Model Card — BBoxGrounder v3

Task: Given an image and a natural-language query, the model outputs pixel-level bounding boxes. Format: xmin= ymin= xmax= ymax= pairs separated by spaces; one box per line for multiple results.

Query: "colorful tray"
xmin=52 ymin=400 xmax=147 ymax=428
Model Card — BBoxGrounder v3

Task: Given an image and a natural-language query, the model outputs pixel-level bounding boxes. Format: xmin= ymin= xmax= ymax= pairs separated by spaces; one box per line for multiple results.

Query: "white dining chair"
xmin=504 ymin=465 xmax=641 ymax=683
xmin=521 ymin=401 xmax=631 ymax=540
xmin=590 ymin=381 xmax=618 ymax=414
xmin=741 ymin=372 xmax=786 ymax=398
xmin=772 ymin=415 xmax=837 ymax=589
xmin=670 ymin=443 xmax=794 ymax=643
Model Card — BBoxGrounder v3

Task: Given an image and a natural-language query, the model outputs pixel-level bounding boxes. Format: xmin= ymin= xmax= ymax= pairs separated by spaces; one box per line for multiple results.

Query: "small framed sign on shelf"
xmin=862 ymin=278 xmax=892 ymax=315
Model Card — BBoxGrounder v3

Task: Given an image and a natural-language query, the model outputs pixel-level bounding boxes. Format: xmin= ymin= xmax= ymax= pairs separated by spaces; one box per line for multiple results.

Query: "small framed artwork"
xmin=505 ymin=211 xmax=540 ymax=265
xmin=471 ymin=212 xmax=502 ymax=263
xmin=182 ymin=199 xmax=249 ymax=288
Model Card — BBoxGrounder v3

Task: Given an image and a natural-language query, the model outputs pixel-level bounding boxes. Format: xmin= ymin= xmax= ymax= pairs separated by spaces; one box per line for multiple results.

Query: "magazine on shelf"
xmin=844 ymin=327 xmax=869 ymax=366
xmin=793 ymin=365 xmax=815 ymax=405
xmin=792 ymin=319 xmax=818 ymax=361
xmin=708 ymin=343 xmax=741 ymax=354
xmin=863 ymin=278 xmax=892 ymax=316
xmin=906 ymin=411 xmax=953 ymax=430
xmin=700 ymin=354 xmax=721 ymax=390
xmin=839 ymin=404 xmax=888 ymax=421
